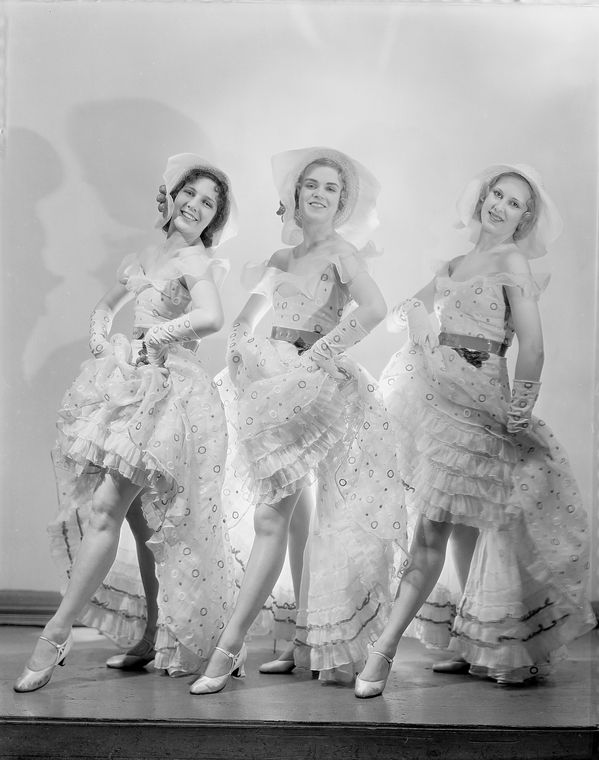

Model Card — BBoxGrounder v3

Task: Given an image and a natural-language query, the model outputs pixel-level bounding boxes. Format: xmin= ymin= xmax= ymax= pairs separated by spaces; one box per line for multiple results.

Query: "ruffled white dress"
xmin=48 ymin=239 xmax=236 ymax=676
xmin=217 ymin=246 xmax=408 ymax=679
xmin=380 ymin=261 xmax=596 ymax=681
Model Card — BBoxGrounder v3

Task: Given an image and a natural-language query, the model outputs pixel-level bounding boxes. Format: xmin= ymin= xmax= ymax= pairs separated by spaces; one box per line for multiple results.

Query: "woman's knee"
xmin=253 ymin=503 xmax=291 ymax=537
xmin=89 ymin=476 xmax=136 ymax=532
xmin=416 ymin=516 xmax=452 ymax=551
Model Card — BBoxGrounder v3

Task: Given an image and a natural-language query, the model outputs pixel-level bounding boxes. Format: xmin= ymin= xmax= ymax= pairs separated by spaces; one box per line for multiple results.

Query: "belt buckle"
xmin=294 ymin=335 xmax=310 ymax=354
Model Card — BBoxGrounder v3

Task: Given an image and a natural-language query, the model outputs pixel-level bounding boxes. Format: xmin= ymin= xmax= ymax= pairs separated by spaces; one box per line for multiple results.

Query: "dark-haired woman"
xmin=15 ymin=154 xmax=237 ymax=691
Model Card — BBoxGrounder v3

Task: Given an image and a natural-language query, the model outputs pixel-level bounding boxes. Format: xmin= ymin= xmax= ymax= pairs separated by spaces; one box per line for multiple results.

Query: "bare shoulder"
xmin=268 ymin=247 xmax=292 ymax=270
xmin=498 ymin=245 xmax=531 ymax=275
xmin=330 ymin=237 xmax=358 ymax=258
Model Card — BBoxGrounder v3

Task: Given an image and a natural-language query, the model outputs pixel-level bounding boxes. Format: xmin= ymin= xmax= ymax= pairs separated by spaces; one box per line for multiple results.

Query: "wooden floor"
xmin=1 ymin=626 xmax=597 ymax=760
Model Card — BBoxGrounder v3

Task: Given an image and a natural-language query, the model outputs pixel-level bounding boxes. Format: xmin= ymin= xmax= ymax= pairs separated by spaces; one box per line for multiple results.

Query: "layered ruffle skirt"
xmin=48 ymin=335 xmax=235 ymax=675
xmin=217 ymin=333 xmax=408 ymax=678
xmin=380 ymin=342 xmax=595 ymax=681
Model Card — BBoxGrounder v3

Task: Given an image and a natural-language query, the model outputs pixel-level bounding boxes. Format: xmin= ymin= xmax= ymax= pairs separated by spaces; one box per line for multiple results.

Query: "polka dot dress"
xmin=48 ymin=243 xmax=235 ymax=676
xmin=217 ymin=247 xmax=408 ymax=679
xmin=380 ymin=262 xmax=595 ymax=682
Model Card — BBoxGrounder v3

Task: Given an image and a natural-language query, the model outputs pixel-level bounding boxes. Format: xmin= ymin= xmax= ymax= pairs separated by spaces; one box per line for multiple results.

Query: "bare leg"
xmin=288 ymin=488 xmax=313 ymax=603
xmin=358 ymin=516 xmax=453 ymax=681
xmin=203 ymin=490 xmax=302 ymax=678
xmin=28 ymin=473 xmax=142 ymax=670
xmin=449 ymin=523 xmax=478 ymax=590
xmin=125 ymin=496 xmax=159 ymax=646
xmin=271 ymin=488 xmax=314 ymax=661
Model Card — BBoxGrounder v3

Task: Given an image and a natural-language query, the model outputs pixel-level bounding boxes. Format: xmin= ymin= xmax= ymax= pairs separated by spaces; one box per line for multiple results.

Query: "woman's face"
xmin=480 ymin=176 xmax=531 ymax=241
xmin=168 ymin=176 xmax=219 ymax=244
xmin=297 ymin=164 xmax=343 ymax=228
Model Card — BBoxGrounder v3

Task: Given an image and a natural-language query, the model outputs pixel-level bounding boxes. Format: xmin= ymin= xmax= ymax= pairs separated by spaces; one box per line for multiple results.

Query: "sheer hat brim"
xmin=157 ymin=153 xmax=238 ymax=248
xmin=271 ymin=146 xmax=380 ymax=248
xmin=455 ymin=163 xmax=563 ymax=258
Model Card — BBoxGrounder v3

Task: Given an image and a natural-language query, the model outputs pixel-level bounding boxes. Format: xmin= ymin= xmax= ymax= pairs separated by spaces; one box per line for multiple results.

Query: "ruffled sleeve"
xmin=240 ymin=260 xmax=281 ymax=300
xmin=331 ymin=241 xmax=378 ymax=284
xmin=493 ymin=271 xmax=550 ymax=300
xmin=171 ymin=246 xmax=230 ymax=290
xmin=116 ymin=252 xmax=140 ymax=286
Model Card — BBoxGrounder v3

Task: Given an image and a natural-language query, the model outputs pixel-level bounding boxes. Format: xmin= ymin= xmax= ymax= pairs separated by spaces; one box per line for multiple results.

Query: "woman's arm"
xmin=387 ymin=278 xmax=436 ymax=334
xmin=181 ymin=273 xmax=225 ymax=338
xmin=144 ymin=270 xmax=224 ymax=364
xmin=234 ymin=293 xmax=272 ymax=333
xmin=502 ymin=249 xmax=544 ymax=433
xmin=302 ymin=259 xmax=387 ymax=379
xmin=94 ymin=282 xmax=134 ymax=314
xmin=502 ymin=250 xmax=544 ymax=382
xmin=346 ymin=270 xmax=388 ymax=331
xmin=89 ymin=283 xmax=134 ymax=357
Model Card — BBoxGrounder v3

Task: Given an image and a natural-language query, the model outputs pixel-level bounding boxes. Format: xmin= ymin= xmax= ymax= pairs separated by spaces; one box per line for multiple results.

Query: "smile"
xmin=181 ymin=210 xmax=199 ymax=222
xmin=488 ymin=210 xmax=503 ymax=223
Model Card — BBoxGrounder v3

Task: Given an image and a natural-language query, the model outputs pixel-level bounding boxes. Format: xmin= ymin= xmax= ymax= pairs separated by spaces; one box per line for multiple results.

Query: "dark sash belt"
xmin=271 ymin=326 xmax=320 ymax=353
xmin=439 ymin=332 xmax=509 ymax=357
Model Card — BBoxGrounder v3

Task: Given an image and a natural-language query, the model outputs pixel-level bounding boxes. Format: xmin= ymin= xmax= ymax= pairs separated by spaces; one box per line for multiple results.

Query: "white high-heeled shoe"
xmin=14 ymin=633 xmax=73 ymax=693
xmin=189 ymin=643 xmax=247 ymax=695
xmin=259 ymin=641 xmax=296 ymax=674
xmin=259 ymin=656 xmax=295 ymax=674
xmin=106 ymin=636 xmax=156 ymax=670
xmin=432 ymin=657 xmax=470 ymax=674
xmin=354 ymin=650 xmax=393 ymax=699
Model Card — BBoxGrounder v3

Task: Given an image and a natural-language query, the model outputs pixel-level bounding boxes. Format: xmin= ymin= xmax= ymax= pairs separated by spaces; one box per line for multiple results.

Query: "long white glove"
xmin=389 ymin=298 xmax=438 ymax=349
xmin=304 ymin=315 xmax=368 ymax=380
xmin=89 ymin=308 xmax=113 ymax=358
xmin=225 ymin=319 xmax=254 ymax=383
xmin=144 ymin=315 xmax=201 ymax=366
xmin=506 ymin=379 xmax=541 ymax=433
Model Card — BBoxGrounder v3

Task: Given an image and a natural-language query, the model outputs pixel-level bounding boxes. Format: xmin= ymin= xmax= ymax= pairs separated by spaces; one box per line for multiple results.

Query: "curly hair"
xmin=167 ymin=167 xmax=231 ymax=248
xmin=293 ymin=158 xmax=348 ymax=228
xmin=475 ymin=171 xmax=538 ymax=241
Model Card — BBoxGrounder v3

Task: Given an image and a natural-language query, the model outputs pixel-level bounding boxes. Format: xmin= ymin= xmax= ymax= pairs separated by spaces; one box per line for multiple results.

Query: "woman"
xmin=354 ymin=164 xmax=595 ymax=697
xmin=15 ymin=154 xmax=237 ymax=691
xmin=189 ymin=146 xmax=408 ymax=694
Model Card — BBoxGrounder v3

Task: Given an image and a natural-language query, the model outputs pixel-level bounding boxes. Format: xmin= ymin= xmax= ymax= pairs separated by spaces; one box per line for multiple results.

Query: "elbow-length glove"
xmin=304 ymin=315 xmax=368 ymax=380
xmin=144 ymin=314 xmax=202 ymax=366
xmin=89 ymin=308 xmax=113 ymax=358
xmin=226 ymin=319 xmax=255 ymax=384
xmin=506 ymin=379 xmax=541 ymax=434
xmin=389 ymin=298 xmax=438 ymax=349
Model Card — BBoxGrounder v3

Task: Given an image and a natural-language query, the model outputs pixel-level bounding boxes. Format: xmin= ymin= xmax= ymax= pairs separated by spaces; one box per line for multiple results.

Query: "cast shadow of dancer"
xmin=2 ymin=128 xmax=70 ymax=535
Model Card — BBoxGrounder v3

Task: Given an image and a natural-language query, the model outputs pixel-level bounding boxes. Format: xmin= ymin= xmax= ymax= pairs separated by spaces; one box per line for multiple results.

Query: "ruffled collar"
xmin=119 ymin=234 xmax=224 ymax=293
xmin=435 ymin=259 xmax=550 ymax=296
xmin=242 ymin=241 xmax=378 ymax=300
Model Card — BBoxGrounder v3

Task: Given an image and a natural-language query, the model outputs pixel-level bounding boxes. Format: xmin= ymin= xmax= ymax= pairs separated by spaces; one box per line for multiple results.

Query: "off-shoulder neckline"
xmin=441 ymin=257 xmax=531 ymax=285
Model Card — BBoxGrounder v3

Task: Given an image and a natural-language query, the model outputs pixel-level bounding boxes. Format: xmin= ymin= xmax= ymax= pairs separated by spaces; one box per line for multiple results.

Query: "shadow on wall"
xmin=67 ymin=97 xmax=214 ymax=235
xmin=2 ymin=127 xmax=65 ymax=452
xmin=22 ymin=98 xmax=216 ymax=388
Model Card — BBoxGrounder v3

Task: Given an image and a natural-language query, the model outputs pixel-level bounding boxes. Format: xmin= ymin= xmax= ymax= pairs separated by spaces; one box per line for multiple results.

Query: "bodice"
xmin=434 ymin=273 xmax=515 ymax=346
xmin=271 ymin=263 xmax=351 ymax=334
xmin=244 ymin=247 xmax=369 ymax=335
xmin=117 ymin=239 xmax=228 ymax=334
xmin=433 ymin=263 xmax=548 ymax=347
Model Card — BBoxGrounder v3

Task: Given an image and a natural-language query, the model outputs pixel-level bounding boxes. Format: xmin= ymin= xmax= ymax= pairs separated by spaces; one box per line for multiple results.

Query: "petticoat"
xmin=217 ymin=332 xmax=408 ymax=679
xmin=48 ymin=334 xmax=235 ymax=675
xmin=380 ymin=340 xmax=595 ymax=681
